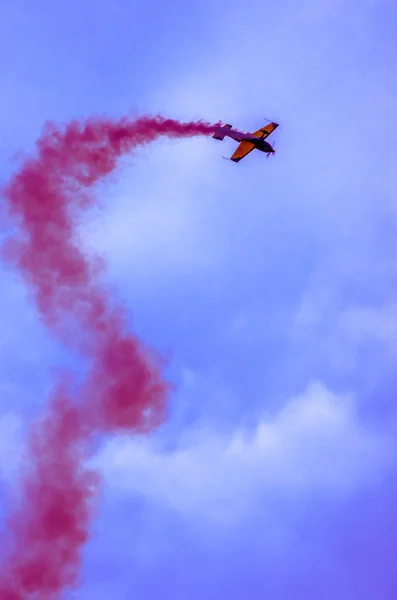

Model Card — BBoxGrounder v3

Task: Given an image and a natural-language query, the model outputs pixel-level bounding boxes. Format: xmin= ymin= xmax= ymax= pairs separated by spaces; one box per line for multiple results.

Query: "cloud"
xmin=80 ymin=133 xmax=230 ymax=292
xmin=338 ymin=303 xmax=397 ymax=347
xmin=293 ymin=273 xmax=397 ymax=376
xmin=93 ymin=382 xmax=394 ymax=524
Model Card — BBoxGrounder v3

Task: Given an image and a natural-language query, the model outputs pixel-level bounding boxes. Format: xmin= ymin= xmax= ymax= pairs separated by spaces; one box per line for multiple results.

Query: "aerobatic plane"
xmin=212 ymin=120 xmax=279 ymax=163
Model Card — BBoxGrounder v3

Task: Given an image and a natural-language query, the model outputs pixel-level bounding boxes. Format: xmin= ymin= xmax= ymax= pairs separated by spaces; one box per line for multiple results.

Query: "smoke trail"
xmin=0 ymin=115 xmax=220 ymax=598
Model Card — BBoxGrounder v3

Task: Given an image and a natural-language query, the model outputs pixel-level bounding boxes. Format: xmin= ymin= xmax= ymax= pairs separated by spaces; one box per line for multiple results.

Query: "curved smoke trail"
xmin=0 ymin=115 xmax=220 ymax=599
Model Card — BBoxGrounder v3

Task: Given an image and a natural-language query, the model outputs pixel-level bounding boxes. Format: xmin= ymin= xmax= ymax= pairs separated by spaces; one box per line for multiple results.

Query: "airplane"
xmin=212 ymin=120 xmax=279 ymax=163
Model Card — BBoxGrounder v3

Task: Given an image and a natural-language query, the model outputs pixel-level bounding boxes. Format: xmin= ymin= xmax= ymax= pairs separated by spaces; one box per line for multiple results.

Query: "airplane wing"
xmin=251 ymin=121 xmax=279 ymax=140
xmin=230 ymin=141 xmax=255 ymax=163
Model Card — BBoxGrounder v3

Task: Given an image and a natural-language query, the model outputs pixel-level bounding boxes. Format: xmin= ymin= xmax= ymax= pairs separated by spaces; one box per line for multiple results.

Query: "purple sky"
xmin=1 ymin=0 xmax=397 ymax=598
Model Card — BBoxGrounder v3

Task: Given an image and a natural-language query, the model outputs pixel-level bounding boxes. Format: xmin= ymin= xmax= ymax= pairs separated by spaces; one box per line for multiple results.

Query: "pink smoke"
xmin=0 ymin=115 xmax=220 ymax=598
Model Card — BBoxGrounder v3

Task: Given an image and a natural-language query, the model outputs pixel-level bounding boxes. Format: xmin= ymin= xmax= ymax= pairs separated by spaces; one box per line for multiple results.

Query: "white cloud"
xmin=93 ymin=382 xmax=394 ymax=524
xmin=79 ymin=49 xmax=244 ymax=283
xmin=80 ymin=134 xmax=229 ymax=288
xmin=293 ymin=277 xmax=397 ymax=373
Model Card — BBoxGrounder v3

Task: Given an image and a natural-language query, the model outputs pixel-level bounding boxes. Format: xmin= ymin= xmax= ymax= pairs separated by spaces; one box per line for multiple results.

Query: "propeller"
xmin=267 ymin=138 xmax=276 ymax=158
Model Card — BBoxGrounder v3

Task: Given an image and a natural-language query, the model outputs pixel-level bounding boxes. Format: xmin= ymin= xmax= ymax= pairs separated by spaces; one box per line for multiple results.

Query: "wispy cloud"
xmin=82 ymin=137 xmax=225 ymax=283
xmin=94 ymin=382 xmax=394 ymax=524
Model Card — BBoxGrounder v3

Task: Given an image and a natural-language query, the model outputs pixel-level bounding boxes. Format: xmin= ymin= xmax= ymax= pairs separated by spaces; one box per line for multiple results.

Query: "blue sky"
xmin=1 ymin=0 xmax=397 ymax=597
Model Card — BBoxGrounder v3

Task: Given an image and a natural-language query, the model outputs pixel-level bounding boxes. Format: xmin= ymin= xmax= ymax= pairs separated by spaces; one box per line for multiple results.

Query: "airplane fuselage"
xmin=224 ymin=129 xmax=275 ymax=153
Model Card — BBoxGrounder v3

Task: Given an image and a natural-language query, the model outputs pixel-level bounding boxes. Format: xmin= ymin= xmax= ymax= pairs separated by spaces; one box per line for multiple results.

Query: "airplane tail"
xmin=212 ymin=124 xmax=232 ymax=140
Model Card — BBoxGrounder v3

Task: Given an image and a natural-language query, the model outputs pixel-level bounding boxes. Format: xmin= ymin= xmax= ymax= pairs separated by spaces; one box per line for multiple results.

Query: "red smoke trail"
xmin=0 ymin=115 xmax=220 ymax=599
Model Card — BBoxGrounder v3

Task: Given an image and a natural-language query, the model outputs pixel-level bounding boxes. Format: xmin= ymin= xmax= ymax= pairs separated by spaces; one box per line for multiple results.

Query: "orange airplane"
xmin=212 ymin=120 xmax=279 ymax=163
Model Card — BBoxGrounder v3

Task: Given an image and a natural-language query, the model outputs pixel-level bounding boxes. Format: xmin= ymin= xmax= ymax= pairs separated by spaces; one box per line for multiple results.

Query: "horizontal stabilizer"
xmin=212 ymin=123 xmax=232 ymax=140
